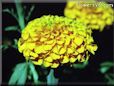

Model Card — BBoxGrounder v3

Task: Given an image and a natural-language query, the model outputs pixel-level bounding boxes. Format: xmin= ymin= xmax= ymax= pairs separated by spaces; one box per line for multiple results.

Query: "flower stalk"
xmin=15 ymin=0 xmax=25 ymax=30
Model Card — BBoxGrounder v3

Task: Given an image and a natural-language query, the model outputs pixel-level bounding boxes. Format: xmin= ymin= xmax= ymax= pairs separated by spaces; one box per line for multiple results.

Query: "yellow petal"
xmin=91 ymin=20 xmax=97 ymax=24
xmin=77 ymin=54 xmax=81 ymax=61
xmin=69 ymin=34 xmax=74 ymax=39
xmin=23 ymin=49 xmax=30 ymax=57
xmin=63 ymin=30 xmax=68 ymax=34
xmin=77 ymin=46 xmax=85 ymax=53
xmin=87 ymin=45 xmax=98 ymax=54
xmin=64 ymin=9 xmax=76 ymax=19
xmin=18 ymin=43 xmax=26 ymax=53
xmin=22 ymin=30 xmax=29 ymax=40
xmin=80 ymin=57 xmax=85 ymax=62
xmin=43 ymin=61 xmax=52 ymax=67
xmin=60 ymin=34 xmax=65 ymax=38
xmin=53 ymin=45 xmax=61 ymax=54
xmin=57 ymin=39 xmax=64 ymax=45
xmin=61 ymin=56 xmax=69 ymax=64
xmin=77 ymin=54 xmax=85 ymax=62
xmin=52 ymin=46 xmax=59 ymax=54
xmin=46 ymin=40 xmax=55 ymax=45
xmin=50 ymin=35 xmax=54 ymax=39
xmin=73 ymin=51 xmax=78 ymax=55
xmin=43 ymin=45 xmax=52 ymax=51
xmin=70 ymin=57 xmax=77 ymax=63
xmin=65 ymin=37 xmax=71 ymax=45
xmin=32 ymin=37 xmax=38 ymax=41
xmin=50 ymin=53 xmax=60 ymax=60
xmin=67 ymin=48 xmax=74 ymax=54
xmin=67 ymin=2 xmax=76 ymax=8
xmin=45 ymin=56 xmax=53 ymax=62
xmin=59 ymin=47 xmax=66 ymax=54
xmin=30 ymin=52 xmax=38 ymax=57
xmin=30 ymin=31 xmax=37 ymax=37
xmin=27 ymin=43 xmax=35 ymax=50
xmin=40 ymin=37 xmax=47 ymax=42
xmin=71 ymin=41 xmax=77 ymax=48
xmin=74 ymin=37 xmax=83 ymax=45
xmin=32 ymin=59 xmax=43 ymax=65
xmin=51 ymin=63 xmax=59 ymax=68
xmin=106 ymin=18 xmax=112 ymax=25
xmin=34 ymin=46 xmax=44 ymax=54
xmin=30 ymin=56 xmax=38 ymax=60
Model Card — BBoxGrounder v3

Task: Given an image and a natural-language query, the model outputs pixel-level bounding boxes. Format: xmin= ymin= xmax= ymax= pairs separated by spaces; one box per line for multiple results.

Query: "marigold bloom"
xmin=18 ymin=15 xmax=97 ymax=68
xmin=64 ymin=0 xmax=114 ymax=31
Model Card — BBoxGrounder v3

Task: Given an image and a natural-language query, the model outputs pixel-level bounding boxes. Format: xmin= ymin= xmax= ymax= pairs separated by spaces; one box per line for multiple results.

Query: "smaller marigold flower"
xmin=18 ymin=15 xmax=97 ymax=68
xmin=64 ymin=0 xmax=114 ymax=31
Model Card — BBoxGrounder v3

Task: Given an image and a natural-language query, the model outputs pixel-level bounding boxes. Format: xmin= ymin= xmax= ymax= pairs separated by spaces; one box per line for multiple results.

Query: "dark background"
xmin=2 ymin=3 xmax=113 ymax=84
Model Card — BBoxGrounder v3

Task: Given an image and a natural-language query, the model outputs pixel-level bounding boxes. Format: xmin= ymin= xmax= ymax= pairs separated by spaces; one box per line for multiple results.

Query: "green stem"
xmin=15 ymin=0 xmax=25 ymax=30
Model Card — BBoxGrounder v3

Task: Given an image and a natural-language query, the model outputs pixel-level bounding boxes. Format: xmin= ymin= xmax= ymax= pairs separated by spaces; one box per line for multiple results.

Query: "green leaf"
xmin=46 ymin=69 xmax=58 ymax=85
xmin=17 ymin=64 xmax=27 ymax=85
xmin=26 ymin=5 xmax=35 ymax=22
xmin=29 ymin=61 xmax=39 ymax=84
xmin=3 ymin=9 xmax=18 ymax=21
xmin=8 ymin=62 xmax=27 ymax=85
xmin=100 ymin=62 xmax=114 ymax=67
xmin=15 ymin=0 xmax=25 ymax=30
xmin=72 ymin=61 xmax=88 ymax=69
xmin=100 ymin=66 xmax=111 ymax=74
xmin=100 ymin=62 xmax=114 ymax=74
xmin=4 ymin=26 xmax=18 ymax=31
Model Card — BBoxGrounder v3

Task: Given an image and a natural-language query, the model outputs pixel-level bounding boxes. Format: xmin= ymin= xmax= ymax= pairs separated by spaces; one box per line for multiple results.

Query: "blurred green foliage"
xmin=2 ymin=0 xmax=35 ymax=51
xmin=100 ymin=61 xmax=114 ymax=85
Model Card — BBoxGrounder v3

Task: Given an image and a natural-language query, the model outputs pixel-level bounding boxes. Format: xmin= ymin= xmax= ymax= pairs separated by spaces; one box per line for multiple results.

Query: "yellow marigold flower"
xmin=18 ymin=15 xmax=97 ymax=68
xmin=64 ymin=0 xmax=114 ymax=31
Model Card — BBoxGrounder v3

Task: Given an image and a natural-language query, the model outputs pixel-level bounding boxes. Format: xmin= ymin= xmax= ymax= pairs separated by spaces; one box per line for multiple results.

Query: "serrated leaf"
xmin=8 ymin=62 xmax=27 ymax=85
xmin=3 ymin=9 xmax=18 ymax=21
xmin=29 ymin=61 xmax=39 ymax=84
xmin=46 ymin=69 xmax=58 ymax=85
xmin=4 ymin=26 xmax=18 ymax=31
